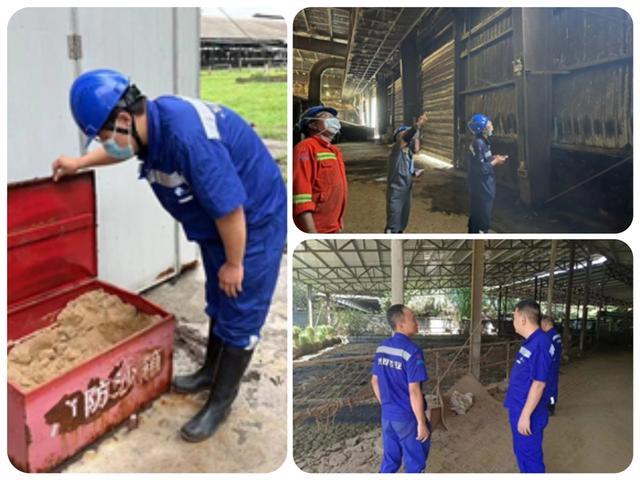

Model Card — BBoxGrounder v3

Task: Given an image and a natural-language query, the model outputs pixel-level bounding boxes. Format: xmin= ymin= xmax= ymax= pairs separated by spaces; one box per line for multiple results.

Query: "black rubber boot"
xmin=173 ymin=322 xmax=223 ymax=394
xmin=548 ymin=402 xmax=556 ymax=416
xmin=180 ymin=344 xmax=254 ymax=442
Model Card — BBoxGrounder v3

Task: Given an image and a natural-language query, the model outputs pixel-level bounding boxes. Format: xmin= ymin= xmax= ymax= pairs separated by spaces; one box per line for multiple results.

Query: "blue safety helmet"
xmin=298 ymin=105 xmax=338 ymax=132
xmin=467 ymin=113 xmax=491 ymax=135
xmin=69 ymin=69 xmax=131 ymax=145
xmin=393 ymin=124 xmax=411 ymax=141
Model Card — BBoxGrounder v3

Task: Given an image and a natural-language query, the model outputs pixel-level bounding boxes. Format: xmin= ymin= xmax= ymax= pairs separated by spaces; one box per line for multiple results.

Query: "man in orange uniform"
xmin=293 ymin=106 xmax=347 ymax=233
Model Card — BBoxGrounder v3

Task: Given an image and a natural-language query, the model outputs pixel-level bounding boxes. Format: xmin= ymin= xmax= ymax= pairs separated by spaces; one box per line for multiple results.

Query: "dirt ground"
xmin=340 ymin=141 xmax=616 ymax=233
xmin=542 ymin=350 xmax=633 ymax=473
xmin=295 ymin=350 xmax=632 ymax=473
xmin=61 ymin=256 xmax=287 ymax=473
xmin=342 ymin=142 xmax=467 ymax=233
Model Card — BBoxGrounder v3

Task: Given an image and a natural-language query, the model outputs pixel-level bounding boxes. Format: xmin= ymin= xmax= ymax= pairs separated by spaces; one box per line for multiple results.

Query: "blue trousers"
xmin=386 ymin=181 xmax=412 ymax=233
xmin=508 ymin=408 xmax=548 ymax=473
xmin=468 ymin=174 xmax=496 ymax=233
xmin=199 ymin=214 xmax=285 ymax=349
xmin=547 ymin=377 xmax=559 ymax=406
xmin=380 ymin=418 xmax=431 ymax=473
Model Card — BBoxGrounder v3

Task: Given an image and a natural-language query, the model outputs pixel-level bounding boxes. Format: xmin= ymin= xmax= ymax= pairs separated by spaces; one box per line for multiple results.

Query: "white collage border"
xmin=1 ymin=1 xmax=638 ymax=479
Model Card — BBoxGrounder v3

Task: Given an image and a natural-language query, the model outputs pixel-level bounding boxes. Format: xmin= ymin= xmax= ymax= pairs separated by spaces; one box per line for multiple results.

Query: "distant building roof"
xmin=201 ymin=15 xmax=287 ymax=43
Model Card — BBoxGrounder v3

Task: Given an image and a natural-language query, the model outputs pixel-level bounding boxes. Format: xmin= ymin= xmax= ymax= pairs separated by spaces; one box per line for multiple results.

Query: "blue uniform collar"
xmin=138 ymin=98 xmax=162 ymax=176
xmin=523 ymin=327 xmax=543 ymax=345
xmin=392 ymin=332 xmax=411 ymax=343
xmin=475 ymin=134 xmax=491 ymax=147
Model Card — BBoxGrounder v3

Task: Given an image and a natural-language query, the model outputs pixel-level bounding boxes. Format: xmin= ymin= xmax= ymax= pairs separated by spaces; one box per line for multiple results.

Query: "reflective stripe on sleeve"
xmin=293 ymin=194 xmax=313 ymax=204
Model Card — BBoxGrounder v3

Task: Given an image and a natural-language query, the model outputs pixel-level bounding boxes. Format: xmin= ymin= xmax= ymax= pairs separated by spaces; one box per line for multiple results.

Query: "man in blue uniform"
xmin=371 ymin=304 xmax=431 ymax=473
xmin=541 ymin=315 xmax=563 ymax=415
xmin=504 ymin=300 xmax=555 ymax=473
xmin=466 ymin=113 xmax=508 ymax=233
xmin=52 ymin=69 xmax=286 ymax=442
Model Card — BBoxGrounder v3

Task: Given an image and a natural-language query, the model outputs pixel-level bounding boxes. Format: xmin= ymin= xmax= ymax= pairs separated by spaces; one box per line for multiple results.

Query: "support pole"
xmin=452 ymin=11 xmax=464 ymax=168
xmin=400 ymin=29 xmax=421 ymax=124
xmin=596 ymin=281 xmax=605 ymax=348
xmin=391 ymin=240 xmax=405 ymax=305
xmin=497 ymin=285 xmax=503 ymax=336
xmin=546 ymin=240 xmax=558 ymax=316
xmin=512 ymin=8 xmax=553 ymax=206
xmin=579 ymin=249 xmax=592 ymax=355
xmin=563 ymin=243 xmax=575 ymax=358
xmin=470 ymin=240 xmax=485 ymax=379
xmin=376 ymin=73 xmax=389 ymax=137
xmin=505 ymin=287 xmax=509 ymax=314
xmin=307 ymin=285 xmax=314 ymax=328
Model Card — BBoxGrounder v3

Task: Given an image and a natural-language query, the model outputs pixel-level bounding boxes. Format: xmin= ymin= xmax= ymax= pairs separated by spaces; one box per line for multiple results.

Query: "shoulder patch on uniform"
xmin=298 ymin=151 xmax=310 ymax=162
xmin=519 ymin=346 xmax=532 ymax=358
xmin=178 ymin=95 xmax=220 ymax=140
xmin=552 ymin=334 xmax=561 ymax=342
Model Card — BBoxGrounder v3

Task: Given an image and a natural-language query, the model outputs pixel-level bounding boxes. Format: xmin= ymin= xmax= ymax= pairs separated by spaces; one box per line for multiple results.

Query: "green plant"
xmin=297 ymin=333 xmax=312 ymax=347
xmin=292 ymin=325 xmax=302 ymax=341
xmin=303 ymin=326 xmax=316 ymax=343
xmin=451 ymin=288 xmax=472 ymax=320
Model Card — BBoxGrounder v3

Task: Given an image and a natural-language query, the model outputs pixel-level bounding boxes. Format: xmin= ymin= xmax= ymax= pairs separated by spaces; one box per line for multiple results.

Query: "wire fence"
xmin=293 ymin=339 xmax=521 ymax=426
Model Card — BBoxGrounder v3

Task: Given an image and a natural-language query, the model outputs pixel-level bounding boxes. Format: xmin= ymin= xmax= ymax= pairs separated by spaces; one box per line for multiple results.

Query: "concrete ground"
xmin=295 ymin=350 xmax=632 ymax=473
xmin=62 ymin=255 xmax=287 ymax=473
xmin=339 ymin=141 xmax=617 ymax=233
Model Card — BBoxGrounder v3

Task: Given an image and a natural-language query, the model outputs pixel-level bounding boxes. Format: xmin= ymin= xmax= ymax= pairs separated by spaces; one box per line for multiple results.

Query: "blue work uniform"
xmin=545 ymin=327 xmax=563 ymax=407
xmin=138 ymin=96 xmax=286 ymax=350
xmin=504 ymin=328 xmax=555 ymax=473
xmin=386 ymin=128 xmax=419 ymax=233
xmin=371 ymin=333 xmax=431 ymax=473
xmin=467 ymin=135 xmax=496 ymax=233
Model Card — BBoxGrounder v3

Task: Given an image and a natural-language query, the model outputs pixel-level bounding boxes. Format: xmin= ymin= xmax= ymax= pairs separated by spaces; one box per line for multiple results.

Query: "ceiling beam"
xmin=294 ymin=35 xmax=348 ymax=57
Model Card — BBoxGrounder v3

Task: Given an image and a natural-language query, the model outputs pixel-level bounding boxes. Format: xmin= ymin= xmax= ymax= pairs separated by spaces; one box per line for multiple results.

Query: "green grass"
xmin=200 ymin=68 xmax=286 ymax=141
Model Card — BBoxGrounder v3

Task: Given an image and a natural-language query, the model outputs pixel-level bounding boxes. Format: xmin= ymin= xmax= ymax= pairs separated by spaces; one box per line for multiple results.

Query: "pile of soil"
xmin=8 ymin=290 xmax=160 ymax=390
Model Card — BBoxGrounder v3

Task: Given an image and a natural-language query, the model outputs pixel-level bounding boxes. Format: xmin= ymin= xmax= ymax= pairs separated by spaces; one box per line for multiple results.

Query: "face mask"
xmin=323 ymin=117 xmax=341 ymax=134
xmin=103 ymin=124 xmax=135 ymax=160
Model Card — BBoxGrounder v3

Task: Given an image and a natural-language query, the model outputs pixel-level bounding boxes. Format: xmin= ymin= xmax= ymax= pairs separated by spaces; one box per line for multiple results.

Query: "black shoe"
xmin=180 ymin=344 xmax=254 ymax=442
xmin=548 ymin=402 xmax=556 ymax=416
xmin=173 ymin=321 xmax=223 ymax=394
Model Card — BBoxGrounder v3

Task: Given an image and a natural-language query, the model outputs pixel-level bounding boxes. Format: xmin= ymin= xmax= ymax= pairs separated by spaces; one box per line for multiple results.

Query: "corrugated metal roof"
xmin=201 ymin=15 xmax=286 ymax=42
xmin=293 ymin=240 xmax=632 ymax=307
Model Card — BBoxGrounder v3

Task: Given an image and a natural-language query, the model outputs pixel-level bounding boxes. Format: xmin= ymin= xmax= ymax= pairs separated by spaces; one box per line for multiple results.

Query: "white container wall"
xmin=7 ymin=7 xmax=200 ymax=292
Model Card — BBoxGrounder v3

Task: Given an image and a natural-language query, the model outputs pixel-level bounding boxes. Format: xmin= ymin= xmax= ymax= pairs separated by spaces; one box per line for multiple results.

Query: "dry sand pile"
xmin=8 ymin=289 xmax=160 ymax=390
